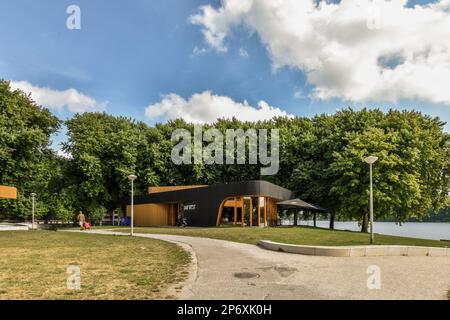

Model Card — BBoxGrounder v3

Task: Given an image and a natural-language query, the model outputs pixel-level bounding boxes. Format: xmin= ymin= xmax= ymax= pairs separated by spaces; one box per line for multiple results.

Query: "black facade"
xmin=123 ymin=180 xmax=295 ymax=227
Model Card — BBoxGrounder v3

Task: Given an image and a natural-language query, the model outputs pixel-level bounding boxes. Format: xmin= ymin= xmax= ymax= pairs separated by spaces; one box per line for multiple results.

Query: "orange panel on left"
xmin=126 ymin=203 xmax=170 ymax=226
xmin=0 ymin=186 xmax=17 ymax=199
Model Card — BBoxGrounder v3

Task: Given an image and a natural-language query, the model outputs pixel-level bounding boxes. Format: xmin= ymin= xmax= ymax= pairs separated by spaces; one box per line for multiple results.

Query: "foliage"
xmin=321 ymin=109 xmax=450 ymax=229
xmin=87 ymin=204 xmax=107 ymax=225
xmin=1 ymin=79 xmax=449 ymax=230
xmin=0 ymin=80 xmax=61 ymax=220
xmin=413 ymin=207 xmax=450 ymax=222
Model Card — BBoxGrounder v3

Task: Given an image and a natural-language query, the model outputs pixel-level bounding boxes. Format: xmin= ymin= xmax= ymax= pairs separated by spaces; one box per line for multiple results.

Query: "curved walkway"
xmin=74 ymin=230 xmax=450 ymax=300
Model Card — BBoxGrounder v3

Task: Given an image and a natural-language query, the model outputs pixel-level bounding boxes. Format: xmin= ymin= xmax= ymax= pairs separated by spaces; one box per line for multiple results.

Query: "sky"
xmin=1 ymin=0 xmax=449 ymax=152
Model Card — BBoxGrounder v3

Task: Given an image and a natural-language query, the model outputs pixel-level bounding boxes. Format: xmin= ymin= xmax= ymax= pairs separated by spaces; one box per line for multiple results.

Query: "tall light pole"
xmin=127 ymin=175 xmax=137 ymax=236
xmin=30 ymin=193 xmax=36 ymax=230
xmin=364 ymin=156 xmax=378 ymax=244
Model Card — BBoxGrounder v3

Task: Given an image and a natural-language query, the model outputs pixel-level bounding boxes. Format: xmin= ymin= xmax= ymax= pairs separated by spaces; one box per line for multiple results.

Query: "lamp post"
xmin=127 ymin=175 xmax=137 ymax=236
xmin=364 ymin=156 xmax=378 ymax=244
xmin=30 ymin=193 xmax=36 ymax=230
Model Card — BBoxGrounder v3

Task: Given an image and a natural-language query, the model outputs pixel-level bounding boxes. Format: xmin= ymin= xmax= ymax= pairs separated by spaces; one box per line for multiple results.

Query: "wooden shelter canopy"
xmin=277 ymin=198 xmax=326 ymax=212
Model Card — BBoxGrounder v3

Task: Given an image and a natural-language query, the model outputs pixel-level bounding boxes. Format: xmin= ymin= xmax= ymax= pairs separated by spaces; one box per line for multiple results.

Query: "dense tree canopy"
xmin=1 ymin=79 xmax=449 ymax=229
xmin=306 ymin=109 xmax=450 ymax=230
xmin=0 ymin=80 xmax=61 ymax=220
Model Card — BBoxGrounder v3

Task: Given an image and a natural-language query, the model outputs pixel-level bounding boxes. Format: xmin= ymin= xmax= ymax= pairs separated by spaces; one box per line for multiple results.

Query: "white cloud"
xmin=10 ymin=81 xmax=107 ymax=113
xmin=293 ymin=88 xmax=306 ymax=99
xmin=192 ymin=46 xmax=208 ymax=56
xmin=145 ymin=91 xmax=292 ymax=123
xmin=239 ymin=47 xmax=249 ymax=58
xmin=56 ymin=149 xmax=72 ymax=159
xmin=190 ymin=0 xmax=450 ymax=105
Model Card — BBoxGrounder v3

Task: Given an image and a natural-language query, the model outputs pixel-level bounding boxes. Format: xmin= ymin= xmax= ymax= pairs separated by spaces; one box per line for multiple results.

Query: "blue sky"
xmin=1 ymin=0 xmax=449 ymax=151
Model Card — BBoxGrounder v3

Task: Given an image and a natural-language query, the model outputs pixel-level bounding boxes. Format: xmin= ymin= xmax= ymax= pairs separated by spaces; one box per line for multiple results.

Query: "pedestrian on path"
xmin=77 ymin=210 xmax=86 ymax=230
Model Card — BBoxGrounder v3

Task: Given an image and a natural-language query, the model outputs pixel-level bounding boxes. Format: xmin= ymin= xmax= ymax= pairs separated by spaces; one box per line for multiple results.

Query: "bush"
xmin=87 ymin=205 xmax=107 ymax=225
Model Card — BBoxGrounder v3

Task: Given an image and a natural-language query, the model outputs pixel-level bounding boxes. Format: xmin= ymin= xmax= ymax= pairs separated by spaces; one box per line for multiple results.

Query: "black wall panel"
xmin=123 ymin=180 xmax=295 ymax=227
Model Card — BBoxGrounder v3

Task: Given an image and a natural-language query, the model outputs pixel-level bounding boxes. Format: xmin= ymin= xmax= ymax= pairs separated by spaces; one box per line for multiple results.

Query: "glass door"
xmin=243 ymin=197 xmax=251 ymax=226
xmin=251 ymin=197 xmax=258 ymax=226
xmin=259 ymin=196 xmax=265 ymax=226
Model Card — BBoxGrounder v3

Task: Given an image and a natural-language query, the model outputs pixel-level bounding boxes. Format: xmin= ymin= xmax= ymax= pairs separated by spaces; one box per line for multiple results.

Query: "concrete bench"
xmin=258 ymin=240 xmax=450 ymax=257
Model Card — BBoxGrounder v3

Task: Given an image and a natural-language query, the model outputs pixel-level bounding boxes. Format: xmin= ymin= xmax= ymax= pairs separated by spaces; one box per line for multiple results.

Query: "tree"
xmin=63 ymin=113 xmax=148 ymax=213
xmin=87 ymin=204 xmax=107 ymax=225
xmin=286 ymin=108 xmax=449 ymax=231
xmin=3 ymin=82 xmax=448 ymax=231
xmin=0 ymin=80 xmax=60 ymax=220
xmin=317 ymin=109 xmax=449 ymax=231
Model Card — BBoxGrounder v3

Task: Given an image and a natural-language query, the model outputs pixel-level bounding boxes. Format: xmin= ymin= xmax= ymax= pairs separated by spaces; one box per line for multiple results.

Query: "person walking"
xmin=77 ymin=210 xmax=86 ymax=230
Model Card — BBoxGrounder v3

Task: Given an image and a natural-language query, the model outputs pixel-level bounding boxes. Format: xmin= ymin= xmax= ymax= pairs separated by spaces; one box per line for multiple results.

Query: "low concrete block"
xmin=259 ymin=240 xmax=448 ymax=258
xmin=315 ymin=247 xmax=350 ymax=257
xmin=349 ymin=247 xmax=366 ymax=257
xmin=407 ymin=246 xmax=429 ymax=256
xmin=259 ymin=241 xmax=317 ymax=255
xmin=387 ymin=246 xmax=408 ymax=256
xmin=258 ymin=241 xmax=278 ymax=251
xmin=287 ymin=245 xmax=316 ymax=255
xmin=427 ymin=247 xmax=447 ymax=257
xmin=365 ymin=246 xmax=389 ymax=256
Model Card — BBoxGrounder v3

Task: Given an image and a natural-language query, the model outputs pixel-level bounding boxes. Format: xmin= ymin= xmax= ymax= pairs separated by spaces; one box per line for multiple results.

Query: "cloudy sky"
xmin=1 ymin=0 xmax=449 ymax=151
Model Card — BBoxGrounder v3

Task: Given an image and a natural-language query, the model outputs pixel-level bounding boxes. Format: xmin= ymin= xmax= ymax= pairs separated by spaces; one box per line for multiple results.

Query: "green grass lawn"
xmin=110 ymin=225 xmax=448 ymax=248
xmin=0 ymin=231 xmax=190 ymax=300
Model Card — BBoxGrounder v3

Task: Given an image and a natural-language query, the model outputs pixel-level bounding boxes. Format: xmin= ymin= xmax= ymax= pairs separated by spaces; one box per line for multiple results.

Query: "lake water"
xmin=282 ymin=220 xmax=450 ymax=241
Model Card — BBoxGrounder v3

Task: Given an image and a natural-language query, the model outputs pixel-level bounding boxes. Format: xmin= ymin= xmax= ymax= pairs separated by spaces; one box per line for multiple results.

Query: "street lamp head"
xmin=364 ymin=156 xmax=378 ymax=164
xmin=30 ymin=193 xmax=36 ymax=197
xmin=127 ymin=174 xmax=137 ymax=181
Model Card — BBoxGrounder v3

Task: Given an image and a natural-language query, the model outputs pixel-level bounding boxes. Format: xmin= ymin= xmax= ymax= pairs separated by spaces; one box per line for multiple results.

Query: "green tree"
xmin=63 ymin=113 xmax=142 ymax=212
xmin=285 ymin=108 xmax=450 ymax=231
xmin=314 ymin=109 xmax=449 ymax=231
xmin=0 ymin=80 xmax=60 ymax=220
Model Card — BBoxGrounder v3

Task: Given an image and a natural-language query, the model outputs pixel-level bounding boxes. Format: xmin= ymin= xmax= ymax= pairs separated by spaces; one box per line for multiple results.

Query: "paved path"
xmin=0 ymin=223 xmax=29 ymax=231
xmin=73 ymin=230 xmax=450 ymax=300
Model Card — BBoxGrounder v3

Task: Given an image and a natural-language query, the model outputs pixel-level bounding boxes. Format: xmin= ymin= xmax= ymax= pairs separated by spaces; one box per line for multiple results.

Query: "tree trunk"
xmin=313 ymin=212 xmax=317 ymax=228
xmin=329 ymin=212 xmax=335 ymax=230
xmin=293 ymin=211 xmax=298 ymax=226
xmin=361 ymin=212 xmax=369 ymax=233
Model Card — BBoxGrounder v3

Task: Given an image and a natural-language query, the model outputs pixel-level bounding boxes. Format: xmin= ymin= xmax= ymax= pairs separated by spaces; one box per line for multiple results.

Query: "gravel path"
xmin=74 ymin=230 xmax=450 ymax=300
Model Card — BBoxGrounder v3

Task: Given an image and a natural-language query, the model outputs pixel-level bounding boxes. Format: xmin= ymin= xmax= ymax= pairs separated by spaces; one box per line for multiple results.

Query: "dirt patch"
xmin=274 ymin=265 xmax=298 ymax=277
xmin=234 ymin=272 xmax=260 ymax=279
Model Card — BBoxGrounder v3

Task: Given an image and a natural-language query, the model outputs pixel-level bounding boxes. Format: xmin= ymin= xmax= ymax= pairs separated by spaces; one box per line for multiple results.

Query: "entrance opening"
xmin=221 ymin=207 xmax=234 ymax=225
xmin=259 ymin=196 xmax=265 ymax=226
xmin=251 ymin=197 xmax=258 ymax=226
xmin=243 ymin=197 xmax=250 ymax=226
xmin=168 ymin=203 xmax=182 ymax=226
xmin=217 ymin=196 xmax=270 ymax=227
